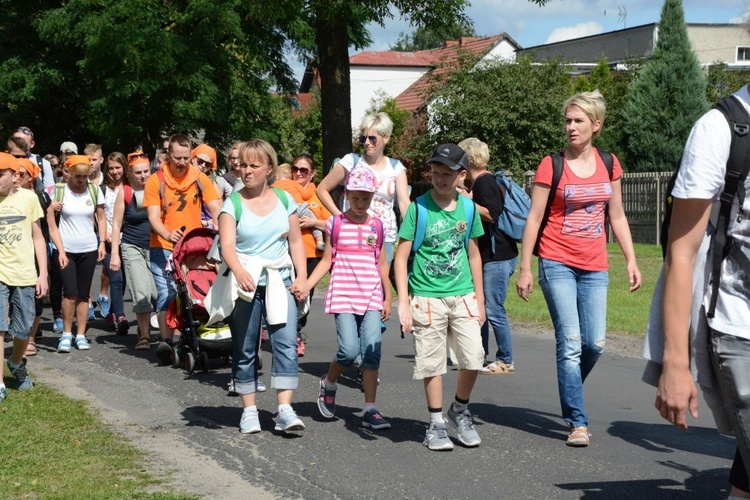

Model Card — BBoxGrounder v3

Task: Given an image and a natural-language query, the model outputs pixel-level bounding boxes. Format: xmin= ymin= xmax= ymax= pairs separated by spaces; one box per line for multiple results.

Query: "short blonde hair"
xmin=457 ymin=138 xmax=490 ymax=170
xmin=239 ymin=139 xmax=278 ymax=170
xmin=68 ymin=162 xmax=90 ymax=176
xmin=563 ymin=90 xmax=606 ymax=138
xmin=275 ymin=163 xmax=292 ymax=180
xmin=360 ymin=112 xmax=394 ymax=138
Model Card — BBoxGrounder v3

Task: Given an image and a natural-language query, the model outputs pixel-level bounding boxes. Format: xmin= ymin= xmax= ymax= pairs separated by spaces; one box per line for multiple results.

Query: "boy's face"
xmin=89 ymin=149 xmax=103 ymax=174
xmin=346 ymin=190 xmax=374 ymax=217
xmin=0 ymin=169 xmax=17 ymax=196
xmin=430 ymin=162 xmax=466 ymax=196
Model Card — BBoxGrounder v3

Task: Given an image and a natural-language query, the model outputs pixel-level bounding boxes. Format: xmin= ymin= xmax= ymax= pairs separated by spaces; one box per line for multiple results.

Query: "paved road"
xmin=23 ymin=289 xmax=734 ymax=499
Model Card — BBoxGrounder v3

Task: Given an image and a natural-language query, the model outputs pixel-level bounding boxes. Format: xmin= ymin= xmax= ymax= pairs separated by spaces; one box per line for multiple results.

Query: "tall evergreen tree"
xmin=623 ymin=0 xmax=709 ymax=172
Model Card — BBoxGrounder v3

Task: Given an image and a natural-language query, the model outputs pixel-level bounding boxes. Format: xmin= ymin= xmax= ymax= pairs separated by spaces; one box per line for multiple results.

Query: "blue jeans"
xmin=538 ymin=258 xmax=608 ymax=428
xmin=0 ymin=283 xmax=36 ymax=340
xmin=102 ymin=243 xmax=125 ymax=316
xmin=229 ymin=280 xmax=299 ymax=395
xmin=481 ymin=257 xmax=517 ymax=364
xmin=149 ymin=248 xmax=176 ymax=312
xmin=334 ymin=310 xmax=382 ymax=370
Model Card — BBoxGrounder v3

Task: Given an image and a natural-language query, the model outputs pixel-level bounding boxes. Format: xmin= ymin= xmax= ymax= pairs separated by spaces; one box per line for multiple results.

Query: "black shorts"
xmin=57 ymin=250 xmax=98 ymax=301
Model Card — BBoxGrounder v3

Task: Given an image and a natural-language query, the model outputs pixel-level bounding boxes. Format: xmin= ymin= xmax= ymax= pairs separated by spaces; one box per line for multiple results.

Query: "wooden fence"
xmin=411 ymin=170 xmax=673 ymax=245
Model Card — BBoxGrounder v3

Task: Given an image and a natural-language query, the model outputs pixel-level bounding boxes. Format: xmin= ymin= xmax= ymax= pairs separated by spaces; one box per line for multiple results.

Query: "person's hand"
xmin=97 ymin=242 xmax=106 ymax=261
xmin=105 ymin=232 xmax=112 ymax=244
xmin=299 ymin=215 xmax=316 ymax=229
xmin=477 ymin=302 xmax=486 ymax=327
xmin=516 ymin=268 xmax=534 ymax=301
xmin=655 ymin=365 xmax=698 ymax=429
xmin=168 ymin=227 xmax=185 ymax=243
xmin=58 ymin=252 xmax=69 ymax=269
xmin=381 ymin=301 xmax=391 ymax=322
xmin=398 ymin=298 xmax=412 ymax=335
xmin=235 ymin=269 xmax=256 ymax=293
xmin=291 ymin=277 xmax=309 ymax=301
xmin=110 ymin=254 xmax=121 ymax=272
xmin=627 ymin=261 xmax=642 ymax=292
xmin=50 ymin=201 xmax=63 ymax=212
xmin=36 ymin=275 xmax=49 ymax=298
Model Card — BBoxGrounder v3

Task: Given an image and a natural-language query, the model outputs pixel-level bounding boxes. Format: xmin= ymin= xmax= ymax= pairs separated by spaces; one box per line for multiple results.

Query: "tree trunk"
xmin=316 ymin=14 xmax=353 ymax=175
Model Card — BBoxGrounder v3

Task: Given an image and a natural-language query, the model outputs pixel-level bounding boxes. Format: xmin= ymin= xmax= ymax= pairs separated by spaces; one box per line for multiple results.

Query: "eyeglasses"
xmin=18 ymin=170 xmax=30 ymax=178
xmin=291 ymin=165 xmax=310 ymax=175
xmin=15 ymin=127 xmax=33 ymax=138
xmin=359 ymin=135 xmax=378 ymax=145
xmin=10 ymin=153 xmax=28 ymax=159
xmin=194 ymin=158 xmax=212 ymax=167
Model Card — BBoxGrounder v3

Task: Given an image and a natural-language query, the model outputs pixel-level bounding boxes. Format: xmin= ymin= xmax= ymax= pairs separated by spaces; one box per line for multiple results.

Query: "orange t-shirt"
xmin=142 ymin=165 xmax=220 ymax=251
xmin=272 ymin=179 xmax=306 ymax=203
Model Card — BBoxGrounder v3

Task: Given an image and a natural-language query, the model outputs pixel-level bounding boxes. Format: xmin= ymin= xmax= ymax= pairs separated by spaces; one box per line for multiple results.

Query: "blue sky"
xmin=290 ymin=0 xmax=749 ymax=85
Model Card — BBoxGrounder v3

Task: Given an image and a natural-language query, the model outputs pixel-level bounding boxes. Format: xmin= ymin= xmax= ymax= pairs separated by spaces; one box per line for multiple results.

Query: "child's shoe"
xmin=57 ymin=334 xmax=73 ymax=353
xmin=7 ymin=359 xmax=33 ymax=390
xmin=53 ymin=317 xmax=64 ymax=333
xmin=315 ymin=239 xmax=325 ymax=252
xmin=446 ymin=406 xmax=481 ymax=447
xmin=317 ymin=375 xmax=336 ymax=418
xmin=297 ymin=334 xmax=306 ymax=357
xmin=98 ymin=294 xmax=110 ymax=317
xmin=362 ymin=409 xmax=391 ymax=430
xmin=423 ymin=423 xmax=453 ymax=451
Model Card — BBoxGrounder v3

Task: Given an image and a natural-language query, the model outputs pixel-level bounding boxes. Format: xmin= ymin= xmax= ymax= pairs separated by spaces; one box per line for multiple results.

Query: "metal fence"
xmin=411 ymin=170 xmax=673 ymax=245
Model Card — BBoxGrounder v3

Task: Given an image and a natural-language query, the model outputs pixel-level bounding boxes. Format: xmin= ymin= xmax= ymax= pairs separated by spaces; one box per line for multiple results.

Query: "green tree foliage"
xmin=705 ymin=63 xmax=750 ymax=103
xmin=271 ymin=91 xmax=324 ymax=176
xmin=0 ymin=0 xmax=293 ymax=157
xmin=426 ymin=55 xmax=573 ymax=179
xmin=391 ymin=18 xmax=477 ymax=51
xmin=623 ymin=0 xmax=709 ymax=172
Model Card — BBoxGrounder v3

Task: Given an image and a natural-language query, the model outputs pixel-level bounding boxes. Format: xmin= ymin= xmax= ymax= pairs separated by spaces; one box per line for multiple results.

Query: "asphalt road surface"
xmin=22 ymin=283 xmax=735 ymax=499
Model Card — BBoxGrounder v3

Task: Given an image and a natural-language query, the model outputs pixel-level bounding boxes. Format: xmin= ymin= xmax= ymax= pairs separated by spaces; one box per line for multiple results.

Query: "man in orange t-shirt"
xmin=143 ymin=134 xmax=221 ymax=363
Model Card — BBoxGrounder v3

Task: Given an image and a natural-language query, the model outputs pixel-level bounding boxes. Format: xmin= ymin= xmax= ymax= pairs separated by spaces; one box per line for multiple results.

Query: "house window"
xmin=738 ymin=46 xmax=750 ymax=62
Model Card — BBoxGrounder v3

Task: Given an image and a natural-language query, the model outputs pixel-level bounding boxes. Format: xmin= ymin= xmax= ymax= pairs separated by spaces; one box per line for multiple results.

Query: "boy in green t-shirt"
xmin=0 ymin=153 xmax=48 ymax=403
xmin=394 ymin=143 xmax=486 ymax=451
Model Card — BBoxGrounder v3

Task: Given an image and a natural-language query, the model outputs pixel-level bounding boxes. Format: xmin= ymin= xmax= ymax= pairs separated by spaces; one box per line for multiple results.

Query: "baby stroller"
xmin=168 ymin=227 xmax=233 ymax=374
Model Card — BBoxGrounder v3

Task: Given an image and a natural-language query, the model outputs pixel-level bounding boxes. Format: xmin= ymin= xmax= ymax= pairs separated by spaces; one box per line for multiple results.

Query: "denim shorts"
xmin=334 ymin=310 xmax=382 ymax=370
xmin=0 ymin=283 xmax=36 ymax=340
xmin=149 ymin=248 xmax=176 ymax=312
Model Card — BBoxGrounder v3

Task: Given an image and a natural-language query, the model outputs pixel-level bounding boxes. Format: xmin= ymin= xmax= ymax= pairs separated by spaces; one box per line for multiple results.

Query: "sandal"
xmin=135 ymin=336 xmax=151 ymax=350
xmin=25 ymin=341 xmax=37 ymax=357
xmin=479 ymin=361 xmax=515 ymax=375
xmin=566 ymin=427 xmax=590 ymax=447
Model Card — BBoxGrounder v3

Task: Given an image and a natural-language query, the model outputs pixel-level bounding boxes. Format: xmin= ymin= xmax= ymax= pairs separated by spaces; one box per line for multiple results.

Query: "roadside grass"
xmin=0 ymin=376 xmax=194 ymax=499
xmin=315 ymin=242 xmax=662 ymax=337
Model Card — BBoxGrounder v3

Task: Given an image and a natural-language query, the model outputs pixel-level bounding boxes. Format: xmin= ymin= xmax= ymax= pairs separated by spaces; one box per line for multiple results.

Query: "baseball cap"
xmin=0 ymin=152 xmax=20 ymax=172
xmin=427 ymin=143 xmax=469 ymax=171
xmin=19 ymin=158 xmax=40 ymax=180
xmin=127 ymin=151 xmax=150 ymax=166
xmin=60 ymin=141 xmax=78 ymax=154
xmin=344 ymin=166 xmax=377 ymax=193
xmin=64 ymin=154 xmax=91 ymax=169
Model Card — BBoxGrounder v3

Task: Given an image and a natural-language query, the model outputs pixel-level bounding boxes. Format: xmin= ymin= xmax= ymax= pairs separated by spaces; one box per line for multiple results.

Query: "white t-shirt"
xmin=52 ymin=183 xmax=104 ymax=254
xmin=672 ymin=85 xmax=750 ymax=339
xmin=339 ymin=153 xmax=406 ymax=243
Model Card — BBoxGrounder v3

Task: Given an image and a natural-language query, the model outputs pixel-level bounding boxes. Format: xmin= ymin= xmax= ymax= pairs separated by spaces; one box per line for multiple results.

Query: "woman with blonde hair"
xmin=46 ymin=155 xmax=106 ymax=353
xmin=516 ymin=91 xmax=641 ymax=447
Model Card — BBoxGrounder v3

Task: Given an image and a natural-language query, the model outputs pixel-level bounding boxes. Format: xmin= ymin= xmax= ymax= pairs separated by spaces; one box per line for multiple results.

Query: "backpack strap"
xmin=156 ymin=170 xmax=168 ymax=214
xmin=123 ymin=185 xmax=134 ymax=207
xmin=221 ymin=172 xmax=235 ymax=184
xmin=272 ymin=187 xmax=290 ymax=210
xmin=707 ymin=95 xmax=750 ymax=318
xmin=412 ymin=195 xmax=428 ymax=252
xmin=229 ymin=191 xmax=242 ymax=226
xmin=373 ymin=216 xmax=384 ymax=266
xmin=330 ymin=214 xmax=343 ymax=262
xmin=459 ymin=194 xmax=475 ymax=248
xmin=87 ymin=182 xmax=99 ymax=206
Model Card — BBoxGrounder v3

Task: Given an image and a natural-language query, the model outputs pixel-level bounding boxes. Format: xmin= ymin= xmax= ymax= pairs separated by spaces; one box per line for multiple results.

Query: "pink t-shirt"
xmin=324 ymin=214 xmax=383 ymax=315
xmin=534 ymin=148 xmax=623 ymax=271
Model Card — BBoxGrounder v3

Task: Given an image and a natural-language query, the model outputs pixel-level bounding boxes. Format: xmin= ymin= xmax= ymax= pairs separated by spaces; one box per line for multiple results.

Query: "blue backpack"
xmin=493 ymin=171 xmax=530 ymax=242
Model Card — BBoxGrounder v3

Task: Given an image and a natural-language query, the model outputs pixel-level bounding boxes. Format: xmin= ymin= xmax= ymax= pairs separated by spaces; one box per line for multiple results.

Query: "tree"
xmin=427 ymin=55 xmax=573 ymax=179
xmin=705 ymin=63 xmax=750 ymax=103
xmin=391 ymin=18 xmax=476 ymax=51
xmin=622 ymin=0 xmax=709 ymax=172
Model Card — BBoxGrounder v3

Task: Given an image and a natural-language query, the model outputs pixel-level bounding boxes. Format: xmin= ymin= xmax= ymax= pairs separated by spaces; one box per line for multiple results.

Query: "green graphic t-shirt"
xmin=398 ymin=190 xmax=483 ymax=297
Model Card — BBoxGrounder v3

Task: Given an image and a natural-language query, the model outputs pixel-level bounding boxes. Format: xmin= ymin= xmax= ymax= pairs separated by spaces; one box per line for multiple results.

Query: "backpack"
xmin=228 ymin=187 xmax=290 ymax=225
xmin=533 ymin=149 xmax=614 ymax=255
xmin=660 ymin=95 xmax=750 ymax=318
xmin=122 ymin=185 xmax=135 ymax=207
xmin=329 ymin=214 xmax=384 ymax=269
xmin=493 ymin=170 xmax=531 ymax=242
xmin=155 ymin=169 xmax=205 ymax=214
xmin=53 ymin=182 xmax=100 ymax=206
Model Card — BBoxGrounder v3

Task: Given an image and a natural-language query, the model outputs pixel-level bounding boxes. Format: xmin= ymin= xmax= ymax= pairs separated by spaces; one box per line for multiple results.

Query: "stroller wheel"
xmin=201 ymin=351 xmax=210 ymax=373
xmin=185 ymin=351 xmax=195 ymax=374
xmin=171 ymin=345 xmax=182 ymax=368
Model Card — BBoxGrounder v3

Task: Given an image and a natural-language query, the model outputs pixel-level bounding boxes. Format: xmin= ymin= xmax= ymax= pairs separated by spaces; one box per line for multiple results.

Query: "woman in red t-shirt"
xmin=516 ymin=91 xmax=642 ymax=448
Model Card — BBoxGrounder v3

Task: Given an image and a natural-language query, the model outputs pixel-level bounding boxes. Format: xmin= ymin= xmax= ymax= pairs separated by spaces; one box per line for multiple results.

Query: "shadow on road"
xmin=608 ymin=420 xmax=735 ymax=460
xmin=470 ymin=403 xmax=570 ymax=441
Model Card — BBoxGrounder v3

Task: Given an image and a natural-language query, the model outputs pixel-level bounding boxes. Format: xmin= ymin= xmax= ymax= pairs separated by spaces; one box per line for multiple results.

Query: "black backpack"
xmin=660 ymin=95 xmax=750 ymax=318
xmin=533 ymin=149 xmax=614 ymax=255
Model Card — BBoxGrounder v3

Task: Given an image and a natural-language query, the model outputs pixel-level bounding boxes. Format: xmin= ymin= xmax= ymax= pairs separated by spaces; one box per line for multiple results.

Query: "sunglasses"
xmin=194 ymin=158 xmax=212 ymax=167
xmin=291 ymin=165 xmax=310 ymax=175
xmin=130 ymin=153 xmax=147 ymax=159
xmin=359 ymin=135 xmax=378 ymax=145
xmin=11 ymin=153 xmax=28 ymax=159
xmin=15 ymin=127 xmax=33 ymax=138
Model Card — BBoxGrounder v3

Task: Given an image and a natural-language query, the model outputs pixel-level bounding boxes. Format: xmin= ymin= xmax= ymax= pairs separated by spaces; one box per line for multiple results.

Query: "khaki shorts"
xmin=410 ymin=293 xmax=484 ymax=379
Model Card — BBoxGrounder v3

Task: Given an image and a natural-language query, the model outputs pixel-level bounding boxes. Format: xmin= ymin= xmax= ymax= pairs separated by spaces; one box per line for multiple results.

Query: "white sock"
xmin=278 ymin=403 xmax=293 ymax=414
xmin=8 ymin=359 xmax=20 ymax=369
xmin=364 ymin=403 xmax=377 ymax=413
xmin=452 ymin=401 xmax=468 ymax=414
xmin=62 ymin=331 xmax=72 ymax=337
xmin=243 ymin=405 xmax=257 ymax=414
xmin=324 ymin=377 xmax=337 ymax=390
xmin=76 ymin=334 xmax=86 ymax=339
xmin=430 ymin=411 xmax=445 ymax=426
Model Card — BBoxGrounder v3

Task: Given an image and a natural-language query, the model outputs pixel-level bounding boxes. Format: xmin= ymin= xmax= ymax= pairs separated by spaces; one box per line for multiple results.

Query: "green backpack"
xmin=228 ymin=187 xmax=290 ymax=225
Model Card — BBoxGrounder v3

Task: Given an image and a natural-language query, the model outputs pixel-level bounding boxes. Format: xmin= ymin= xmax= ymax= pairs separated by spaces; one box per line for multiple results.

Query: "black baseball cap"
xmin=427 ymin=143 xmax=469 ymax=171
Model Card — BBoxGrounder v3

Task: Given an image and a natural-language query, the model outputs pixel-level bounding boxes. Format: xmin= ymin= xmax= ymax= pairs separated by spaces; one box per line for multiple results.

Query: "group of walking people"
xmin=2 ymin=84 xmax=749 ymax=496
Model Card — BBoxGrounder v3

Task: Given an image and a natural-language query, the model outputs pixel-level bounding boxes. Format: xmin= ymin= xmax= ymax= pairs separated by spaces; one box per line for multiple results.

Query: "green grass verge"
xmin=315 ymin=242 xmax=662 ymax=337
xmin=0 ymin=376 xmax=195 ymax=499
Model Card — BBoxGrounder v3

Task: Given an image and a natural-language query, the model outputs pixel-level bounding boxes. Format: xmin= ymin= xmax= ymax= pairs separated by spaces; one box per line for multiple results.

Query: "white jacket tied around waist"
xmin=205 ymin=253 xmax=307 ymax=326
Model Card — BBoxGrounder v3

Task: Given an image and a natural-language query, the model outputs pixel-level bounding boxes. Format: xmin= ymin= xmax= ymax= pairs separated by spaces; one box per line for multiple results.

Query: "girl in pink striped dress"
xmin=303 ymin=166 xmax=393 ymax=430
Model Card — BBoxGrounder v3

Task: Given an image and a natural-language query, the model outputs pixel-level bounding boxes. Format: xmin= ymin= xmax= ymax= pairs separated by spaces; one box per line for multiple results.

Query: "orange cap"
xmin=0 ymin=152 xmax=20 ymax=172
xmin=191 ymin=144 xmax=218 ymax=170
xmin=19 ymin=158 xmax=40 ymax=180
xmin=127 ymin=151 xmax=150 ymax=166
xmin=64 ymin=155 xmax=91 ymax=169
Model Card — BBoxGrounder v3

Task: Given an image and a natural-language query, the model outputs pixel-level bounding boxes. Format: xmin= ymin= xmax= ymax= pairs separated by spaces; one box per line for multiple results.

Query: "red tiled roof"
xmin=396 ymin=35 xmax=511 ymax=111
xmin=349 ymin=50 xmax=435 ymax=67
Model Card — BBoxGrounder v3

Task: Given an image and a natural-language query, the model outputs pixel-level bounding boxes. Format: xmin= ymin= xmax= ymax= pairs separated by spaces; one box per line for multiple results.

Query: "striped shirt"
xmin=324 ymin=214 xmax=383 ymax=315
